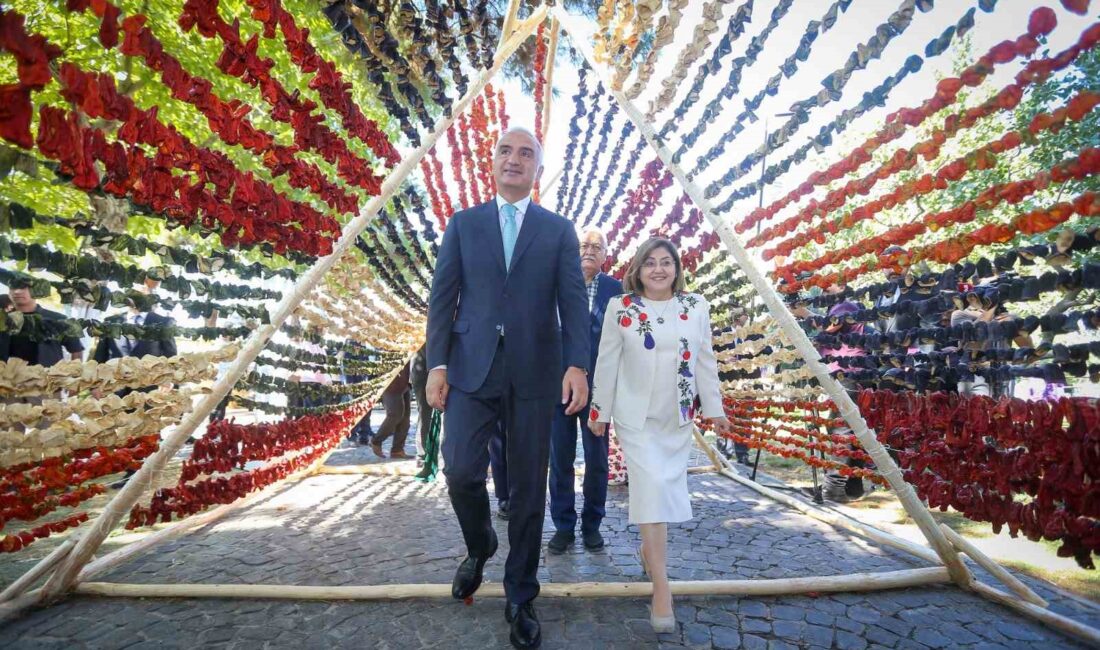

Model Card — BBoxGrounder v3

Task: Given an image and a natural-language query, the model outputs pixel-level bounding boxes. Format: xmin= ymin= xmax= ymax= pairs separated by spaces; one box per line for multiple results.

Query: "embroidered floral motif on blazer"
xmin=589 ymin=291 xmax=725 ymax=431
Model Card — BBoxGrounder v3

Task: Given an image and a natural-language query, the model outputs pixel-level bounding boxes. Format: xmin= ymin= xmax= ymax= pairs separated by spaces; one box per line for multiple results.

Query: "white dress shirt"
xmin=119 ymin=311 xmax=146 ymax=356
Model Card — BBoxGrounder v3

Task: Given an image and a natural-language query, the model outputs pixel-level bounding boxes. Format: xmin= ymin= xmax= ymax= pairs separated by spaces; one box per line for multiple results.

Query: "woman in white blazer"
xmin=588 ymin=238 xmax=731 ymax=632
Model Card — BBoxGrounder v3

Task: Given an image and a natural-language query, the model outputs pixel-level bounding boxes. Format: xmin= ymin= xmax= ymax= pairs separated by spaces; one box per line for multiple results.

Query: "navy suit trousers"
xmin=548 ymin=404 xmax=608 ymax=535
xmin=489 ymin=421 xmax=508 ymax=505
xmin=442 ymin=339 xmax=553 ymax=606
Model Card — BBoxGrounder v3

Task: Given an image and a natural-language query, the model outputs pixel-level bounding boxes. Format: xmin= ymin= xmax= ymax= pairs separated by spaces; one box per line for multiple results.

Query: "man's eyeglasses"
xmin=580 ymin=243 xmax=604 ymax=252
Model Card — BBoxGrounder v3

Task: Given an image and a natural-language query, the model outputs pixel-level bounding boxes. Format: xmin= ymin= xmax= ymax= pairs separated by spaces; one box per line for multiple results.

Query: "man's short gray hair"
xmin=496 ymin=126 xmax=543 ymax=167
xmin=579 ymin=228 xmax=607 ymax=249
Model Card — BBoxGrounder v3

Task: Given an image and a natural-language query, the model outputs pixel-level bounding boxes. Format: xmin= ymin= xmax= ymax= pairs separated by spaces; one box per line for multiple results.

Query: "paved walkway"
xmin=2 ymin=437 xmax=1098 ymax=649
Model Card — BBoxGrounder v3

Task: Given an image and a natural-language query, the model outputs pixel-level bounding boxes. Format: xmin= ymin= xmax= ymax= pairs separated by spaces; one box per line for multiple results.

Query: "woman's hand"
xmin=588 ymin=419 xmax=607 ymax=437
xmin=708 ymin=416 xmax=732 ymax=436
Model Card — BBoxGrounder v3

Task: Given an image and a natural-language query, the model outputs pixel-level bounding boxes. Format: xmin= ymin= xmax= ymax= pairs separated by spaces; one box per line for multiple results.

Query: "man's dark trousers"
xmin=549 ymin=403 xmax=608 ymax=535
xmin=489 ymin=419 xmax=509 ymax=506
xmin=442 ymin=338 xmax=553 ymax=606
xmin=373 ymin=390 xmax=412 ymax=452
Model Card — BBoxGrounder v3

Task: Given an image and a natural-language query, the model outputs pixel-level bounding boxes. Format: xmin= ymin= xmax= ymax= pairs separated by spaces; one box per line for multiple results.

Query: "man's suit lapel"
xmin=132 ymin=313 xmax=156 ymax=357
xmin=592 ymin=273 xmax=609 ymax=320
xmin=589 ymin=275 xmax=602 ymax=329
xmin=108 ymin=337 xmax=123 ymax=360
xmin=475 ymin=202 xmax=507 ymax=274
xmin=596 ymin=273 xmax=617 ymax=310
xmin=508 ymin=204 xmax=542 ymax=274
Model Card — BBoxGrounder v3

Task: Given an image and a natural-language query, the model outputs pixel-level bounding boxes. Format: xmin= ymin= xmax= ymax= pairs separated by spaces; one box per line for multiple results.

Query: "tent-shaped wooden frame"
xmin=1 ymin=4 xmax=1096 ymax=647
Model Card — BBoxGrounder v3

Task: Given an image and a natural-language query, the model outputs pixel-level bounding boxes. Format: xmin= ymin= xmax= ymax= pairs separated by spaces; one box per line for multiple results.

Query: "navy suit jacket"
xmin=0 ymin=306 xmax=84 ymax=367
xmin=585 ymin=273 xmax=623 ymax=377
xmin=426 ymin=200 xmax=589 ymax=400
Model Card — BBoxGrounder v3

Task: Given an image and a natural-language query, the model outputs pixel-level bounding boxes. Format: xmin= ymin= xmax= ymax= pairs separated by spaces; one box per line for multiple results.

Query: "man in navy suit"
xmin=92 ymin=291 xmax=177 ymax=366
xmin=547 ymin=229 xmax=621 ymax=555
xmin=1 ymin=276 xmax=85 ymax=368
xmin=426 ymin=127 xmax=589 ymax=649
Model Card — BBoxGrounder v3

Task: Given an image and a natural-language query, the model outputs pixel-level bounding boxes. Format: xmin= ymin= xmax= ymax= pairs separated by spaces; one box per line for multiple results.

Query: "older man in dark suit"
xmin=425 ymin=127 xmax=589 ymax=649
xmin=547 ymin=228 xmax=622 ymax=555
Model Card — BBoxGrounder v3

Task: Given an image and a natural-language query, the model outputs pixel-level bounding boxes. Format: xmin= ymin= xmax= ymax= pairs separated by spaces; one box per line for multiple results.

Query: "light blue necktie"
xmin=501 ymin=203 xmax=518 ymax=269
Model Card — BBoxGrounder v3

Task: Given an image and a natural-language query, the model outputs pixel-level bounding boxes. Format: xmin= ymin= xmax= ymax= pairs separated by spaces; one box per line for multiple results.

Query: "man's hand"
xmin=588 ymin=419 xmax=606 ymax=437
xmin=426 ymin=368 xmax=450 ymax=411
xmin=561 ymin=367 xmax=588 ymax=415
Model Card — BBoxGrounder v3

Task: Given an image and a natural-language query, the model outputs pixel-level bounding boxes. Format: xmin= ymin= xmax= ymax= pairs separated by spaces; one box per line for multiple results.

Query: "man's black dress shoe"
xmin=582 ymin=529 xmax=604 ymax=551
xmin=497 ymin=500 xmax=510 ymax=520
xmin=546 ymin=530 xmax=574 ymax=554
xmin=505 ymin=601 xmax=541 ymax=648
xmin=452 ymin=528 xmax=498 ymax=600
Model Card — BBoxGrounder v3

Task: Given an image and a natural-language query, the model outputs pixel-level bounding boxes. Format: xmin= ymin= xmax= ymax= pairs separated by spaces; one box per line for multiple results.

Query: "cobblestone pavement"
xmin=2 ymin=437 xmax=1098 ymax=649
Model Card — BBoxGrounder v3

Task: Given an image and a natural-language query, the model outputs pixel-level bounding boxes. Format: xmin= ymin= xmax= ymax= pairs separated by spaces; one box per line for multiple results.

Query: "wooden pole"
xmin=939 ymin=524 xmax=1047 ymax=607
xmin=71 ymin=578 xmax=1100 ymax=646
xmin=36 ymin=5 xmax=552 ymax=604
xmin=0 ymin=539 xmax=74 ymax=603
xmin=692 ymin=426 xmax=731 ymax=473
xmin=73 ymin=567 xmax=950 ymax=601
xmin=541 ymin=17 xmax=561 ymax=142
xmin=496 ymin=0 xmax=523 ymax=52
xmin=0 ymin=588 xmax=42 ymax=625
xmin=552 ymin=7 xmax=972 ymax=588
xmin=313 ymin=463 xmax=420 ymax=476
xmin=970 ymin=581 xmax=1100 ymax=648
xmin=532 ymin=16 xmax=559 ymax=202
xmin=541 ymin=165 xmax=565 ymax=194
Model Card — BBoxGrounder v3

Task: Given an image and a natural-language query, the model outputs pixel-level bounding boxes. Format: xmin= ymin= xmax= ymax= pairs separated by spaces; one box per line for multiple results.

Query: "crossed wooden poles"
xmin=1 ymin=4 xmax=1096 ymax=647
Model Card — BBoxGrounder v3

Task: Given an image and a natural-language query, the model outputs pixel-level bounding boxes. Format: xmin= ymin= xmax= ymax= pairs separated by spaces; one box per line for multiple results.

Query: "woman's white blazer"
xmin=590 ymin=292 xmax=725 ymax=430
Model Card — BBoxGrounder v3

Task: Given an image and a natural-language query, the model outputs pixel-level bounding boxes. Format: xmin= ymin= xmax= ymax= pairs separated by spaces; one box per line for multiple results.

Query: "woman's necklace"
xmin=647 ymin=294 xmax=675 ymax=324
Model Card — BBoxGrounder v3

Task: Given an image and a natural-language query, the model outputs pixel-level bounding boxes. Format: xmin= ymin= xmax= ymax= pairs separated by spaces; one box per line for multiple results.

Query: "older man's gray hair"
xmin=496 ymin=126 xmax=543 ymax=167
xmin=579 ymin=228 xmax=608 ymax=249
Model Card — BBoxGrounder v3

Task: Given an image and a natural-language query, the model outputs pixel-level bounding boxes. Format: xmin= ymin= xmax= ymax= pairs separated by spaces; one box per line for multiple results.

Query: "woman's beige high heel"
xmin=638 ymin=544 xmax=676 ymax=632
xmin=648 ymin=604 xmax=676 ymax=633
